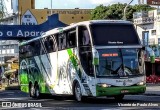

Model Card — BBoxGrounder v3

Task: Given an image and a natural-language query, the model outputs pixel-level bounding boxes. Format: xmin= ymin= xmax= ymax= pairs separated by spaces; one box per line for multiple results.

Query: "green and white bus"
xmin=19 ymin=20 xmax=146 ymax=101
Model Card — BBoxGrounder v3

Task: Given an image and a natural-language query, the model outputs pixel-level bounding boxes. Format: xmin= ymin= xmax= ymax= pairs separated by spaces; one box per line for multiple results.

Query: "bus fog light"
xmin=97 ymin=83 xmax=111 ymax=87
xmin=137 ymin=81 xmax=145 ymax=85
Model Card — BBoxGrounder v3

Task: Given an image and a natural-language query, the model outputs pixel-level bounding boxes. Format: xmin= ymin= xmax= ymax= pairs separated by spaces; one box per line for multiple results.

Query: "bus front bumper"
xmin=96 ymin=85 xmax=146 ymax=97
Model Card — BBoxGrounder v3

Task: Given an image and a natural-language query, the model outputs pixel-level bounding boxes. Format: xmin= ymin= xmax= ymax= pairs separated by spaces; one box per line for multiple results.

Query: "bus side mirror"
xmin=139 ymin=57 xmax=142 ymax=66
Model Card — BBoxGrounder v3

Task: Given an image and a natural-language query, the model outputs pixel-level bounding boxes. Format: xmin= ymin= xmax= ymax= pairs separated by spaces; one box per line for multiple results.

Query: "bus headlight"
xmin=137 ymin=81 xmax=145 ymax=86
xmin=97 ymin=83 xmax=111 ymax=87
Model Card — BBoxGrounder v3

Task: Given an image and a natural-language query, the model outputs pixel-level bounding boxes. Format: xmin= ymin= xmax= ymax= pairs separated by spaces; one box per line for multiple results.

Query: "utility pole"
xmin=51 ymin=0 xmax=53 ymax=15
xmin=123 ymin=0 xmax=133 ymax=20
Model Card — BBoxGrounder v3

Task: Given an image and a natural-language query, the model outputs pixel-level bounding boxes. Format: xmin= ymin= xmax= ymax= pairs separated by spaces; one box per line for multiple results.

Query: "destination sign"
xmin=102 ymin=53 xmax=118 ymax=57
xmin=147 ymin=0 xmax=160 ymax=5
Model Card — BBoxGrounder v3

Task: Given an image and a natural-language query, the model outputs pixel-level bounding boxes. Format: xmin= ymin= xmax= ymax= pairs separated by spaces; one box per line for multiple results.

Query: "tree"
xmin=91 ymin=5 xmax=108 ymax=20
xmin=133 ymin=4 xmax=155 ymax=12
xmin=91 ymin=3 xmax=155 ymax=20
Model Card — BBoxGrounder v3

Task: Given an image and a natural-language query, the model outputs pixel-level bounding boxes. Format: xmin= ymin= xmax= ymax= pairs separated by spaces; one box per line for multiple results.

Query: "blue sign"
xmin=0 ymin=14 xmax=67 ymax=40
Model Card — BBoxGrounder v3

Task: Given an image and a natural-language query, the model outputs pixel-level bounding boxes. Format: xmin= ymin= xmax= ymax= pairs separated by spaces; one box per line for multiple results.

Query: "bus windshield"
xmin=97 ymin=48 xmax=144 ymax=77
xmin=90 ymin=23 xmax=140 ymax=46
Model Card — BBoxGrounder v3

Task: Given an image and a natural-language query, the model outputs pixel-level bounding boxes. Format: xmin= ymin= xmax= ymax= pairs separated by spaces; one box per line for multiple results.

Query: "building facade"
xmin=133 ymin=9 xmax=160 ymax=57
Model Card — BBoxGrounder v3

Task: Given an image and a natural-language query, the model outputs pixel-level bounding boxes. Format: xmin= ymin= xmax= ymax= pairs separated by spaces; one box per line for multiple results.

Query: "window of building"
xmin=7 ymin=49 xmax=10 ymax=54
xmin=11 ymin=49 xmax=14 ymax=54
xmin=2 ymin=46 xmax=5 ymax=49
xmin=151 ymin=30 xmax=156 ymax=35
xmin=2 ymin=50 xmax=6 ymax=54
xmin=47 ymin=11 xmax=50 ymax=14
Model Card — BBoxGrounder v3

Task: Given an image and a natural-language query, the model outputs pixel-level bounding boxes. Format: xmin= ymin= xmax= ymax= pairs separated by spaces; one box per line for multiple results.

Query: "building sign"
xmin=11 ymin=63 xmax=19 ymax=69
xmin=52 ymin=10 xmax=91 ymax=15
xmin=22 ymin=10 xmax=38 ymax=25
xmin=148 ymin=11 xmax=154 ymax=17
xmin=0 ymin=25 xmax=43 ymax=39
xmin=0 ymin=14 xmax=67 ymax=40
xmin=147 ymin=0 xmax=160 ymax=5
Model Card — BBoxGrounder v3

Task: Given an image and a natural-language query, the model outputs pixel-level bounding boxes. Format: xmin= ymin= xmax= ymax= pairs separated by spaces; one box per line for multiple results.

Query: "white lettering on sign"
xmin=17 ymin=30 xmax=23 ymax=36
xmin=52 ymin=10 xmax=91 ymax=15
xmin=17 ymin=30 xmax=44 ymax=37
xmin=152 ymin=1 xmax=160 ymax=4
xmin=108 ymin=41 xmax=124 ymax=44
xmin=7 ymin=31 xmax=12 ymax=36
xmin=0 ymin=31 xmax=3 ymax=36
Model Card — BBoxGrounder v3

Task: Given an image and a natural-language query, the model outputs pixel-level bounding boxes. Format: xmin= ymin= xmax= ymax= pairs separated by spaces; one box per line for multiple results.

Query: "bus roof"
xmin=20 ymin=20 xmax=132 ymax=46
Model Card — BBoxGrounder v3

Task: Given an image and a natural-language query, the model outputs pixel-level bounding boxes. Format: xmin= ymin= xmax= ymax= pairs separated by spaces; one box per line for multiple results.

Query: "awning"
xmin=4 ymin=69 xmax=17 ymax=75
xmin=6 ymin=57 xmax=19 ymax=63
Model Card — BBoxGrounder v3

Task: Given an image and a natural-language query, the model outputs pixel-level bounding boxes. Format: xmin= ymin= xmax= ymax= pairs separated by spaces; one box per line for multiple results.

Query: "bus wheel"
xmin=29 ymin=84 xmax=35 ymax=98
xmin=34 ymin=84 xmax=40 ymax=98
xmin=114 ymin=95 xmax=124 ymax=101
xmin=74 ymin=82 xmax=82 ymax=102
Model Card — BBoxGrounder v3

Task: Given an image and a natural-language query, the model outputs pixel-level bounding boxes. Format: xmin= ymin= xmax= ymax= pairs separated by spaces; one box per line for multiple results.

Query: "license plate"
xmin=121 ymin=90 xmax=129 ymax=93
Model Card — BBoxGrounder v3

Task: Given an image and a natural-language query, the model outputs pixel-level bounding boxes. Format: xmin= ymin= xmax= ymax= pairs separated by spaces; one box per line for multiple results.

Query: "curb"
xmin=146 ymin=84 xmax=160 ymax=86
xmin=143 ymin=93 xmax=160 ymax=96
xmin=5 ymin=86 xmax=20 ymax=90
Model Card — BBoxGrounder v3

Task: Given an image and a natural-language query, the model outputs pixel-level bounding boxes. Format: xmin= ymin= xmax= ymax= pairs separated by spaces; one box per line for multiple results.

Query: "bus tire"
xmin=74 ymin=82 xmax=84 ymax=102
xmin=114 ymin=95 xmax=124 ymax=101
xmin=34 ymin=84 xmax=41 ymax=99
xmin=29 ymin=84 xmax=35 ymax=98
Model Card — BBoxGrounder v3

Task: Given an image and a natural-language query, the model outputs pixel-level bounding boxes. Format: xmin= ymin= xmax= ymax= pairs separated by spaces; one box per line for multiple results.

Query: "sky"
xmin=35 ymin=0 xmax=139 ymax=9
xmin=4 ymin=0 xmax=143 ymax=14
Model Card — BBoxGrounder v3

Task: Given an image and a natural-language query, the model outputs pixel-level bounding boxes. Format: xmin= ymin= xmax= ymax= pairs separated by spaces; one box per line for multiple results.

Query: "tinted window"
xmin=78 ymin=26 xmax=91 ymax=46
xmin=90 ymin=23 xmax=140 ymax=46
xmin=67 ymin=29 xmax=76 ymax=48
xmin=42 ymin=35 xmax=57 ymax=53
xmin=58 ymin=33 xmax=67 ymax=50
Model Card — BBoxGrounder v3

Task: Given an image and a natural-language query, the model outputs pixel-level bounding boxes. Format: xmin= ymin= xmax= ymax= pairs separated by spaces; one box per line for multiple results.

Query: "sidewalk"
xmin=144 ymin=83 xmax=160 ymax=96
xmin=0 ymin=82 xmax=20 ymax=91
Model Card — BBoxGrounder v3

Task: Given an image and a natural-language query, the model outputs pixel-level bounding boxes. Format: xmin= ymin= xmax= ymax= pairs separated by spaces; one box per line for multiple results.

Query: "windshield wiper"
xmin=101 ymin=66 xmax=120 ymax=74
xmin=101 ymin=66 xmax=114 ymax=72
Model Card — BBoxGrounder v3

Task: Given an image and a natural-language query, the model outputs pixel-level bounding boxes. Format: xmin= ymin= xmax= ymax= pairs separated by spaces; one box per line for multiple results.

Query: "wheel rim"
xmin=30 ymin=85 xmax=35 ymax=97
xmin=75 ymin=83 xmax=81 ymax=101
xmin=35 ymin=87 xmax=39 ymax=98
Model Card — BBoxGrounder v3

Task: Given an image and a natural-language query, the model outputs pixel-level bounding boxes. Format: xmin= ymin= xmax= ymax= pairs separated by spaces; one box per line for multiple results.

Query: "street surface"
xmin=0 ymin=87 xmax=160 ymax=110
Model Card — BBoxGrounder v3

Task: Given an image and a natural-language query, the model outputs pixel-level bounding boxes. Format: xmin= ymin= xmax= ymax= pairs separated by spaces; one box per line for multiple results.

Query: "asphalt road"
xmin=0 ymin=90 xmax=160 ymax=110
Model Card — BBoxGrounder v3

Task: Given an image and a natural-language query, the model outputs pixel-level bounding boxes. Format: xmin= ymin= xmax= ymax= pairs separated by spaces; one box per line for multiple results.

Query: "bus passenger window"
xmin=68 ymin=31 xmax=76 ymax=48
xmin=82 ymin=29 xmax=90 ymax=45
xmin=79 ymin=28 xmax=91 ymax=46
xmin=58 ymin=34 xmax=66 ymax=50
xmin=34 ymin=40 xmax=41 ymax=56
xmin=44 ymin=36 xmax=55 ymax=53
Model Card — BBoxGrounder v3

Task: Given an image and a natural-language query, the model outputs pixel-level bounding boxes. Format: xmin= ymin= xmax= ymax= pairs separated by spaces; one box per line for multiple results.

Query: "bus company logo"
xmin=2 ymin=102 xmax=11 ymax=108
xmin=123 ymin=80 xmax=126 ymax=86
xmin=108 ymin=41 xmax=123 ymax=44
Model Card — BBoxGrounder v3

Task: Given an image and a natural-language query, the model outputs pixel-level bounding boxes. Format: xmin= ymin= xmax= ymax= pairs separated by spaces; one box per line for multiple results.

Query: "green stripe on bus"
xmin=20 ymin=73 xmax=29 ymax=92
xmin=67 ymin=49 xmax=81 ymax=78
xmin=96 ymin=85 xmax=146 ymax=96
